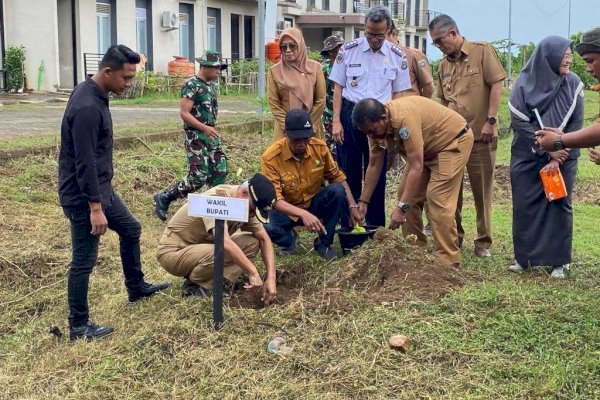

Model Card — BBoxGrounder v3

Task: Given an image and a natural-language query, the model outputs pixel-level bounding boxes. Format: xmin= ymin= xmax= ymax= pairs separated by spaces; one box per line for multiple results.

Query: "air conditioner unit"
xmin=161 ymin=11 xmax=179 ymax=30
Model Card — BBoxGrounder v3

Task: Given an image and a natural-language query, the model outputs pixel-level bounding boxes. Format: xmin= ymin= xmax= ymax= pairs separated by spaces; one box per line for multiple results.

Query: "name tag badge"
xmin=349 ymin=63 xmax=361 ymax=67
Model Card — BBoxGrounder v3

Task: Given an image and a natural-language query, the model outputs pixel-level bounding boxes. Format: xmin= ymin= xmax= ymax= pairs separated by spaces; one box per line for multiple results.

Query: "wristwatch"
xmin=554 ymin=137 xmax=564 ymax=150
xmin=486 ymin=116 xmax=497 ymax=125
xmin=397 ymin=201 xmax=410 ymax=213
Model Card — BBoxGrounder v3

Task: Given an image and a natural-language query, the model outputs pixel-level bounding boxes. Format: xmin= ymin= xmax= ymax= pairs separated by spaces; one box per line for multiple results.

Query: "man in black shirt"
xmin=59 ymin=44 xmax=169 ymax=341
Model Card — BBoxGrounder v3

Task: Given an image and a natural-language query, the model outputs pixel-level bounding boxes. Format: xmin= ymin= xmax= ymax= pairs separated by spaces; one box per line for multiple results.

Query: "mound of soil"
xmin=340 ymin=228 xmax=475 ymax=302
xmin=230 ymin=229 xmax=475 ymax=309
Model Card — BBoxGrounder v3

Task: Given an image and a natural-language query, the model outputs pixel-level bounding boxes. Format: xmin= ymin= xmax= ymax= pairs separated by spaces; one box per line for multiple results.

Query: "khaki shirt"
xmin=266 ymin=65 xmax=326 ymax=140
xmin=369 ymin=96 xmax=467 ymax=158
xmin=437 ymin=38 xmax=506 ymax=139
xmin=157 ymin=185 xmax=262 ymax=255
xmin=401 ymin=47 xmax=434 ymax=96
xmin=261 ymin=137 xmax=346 ymax=210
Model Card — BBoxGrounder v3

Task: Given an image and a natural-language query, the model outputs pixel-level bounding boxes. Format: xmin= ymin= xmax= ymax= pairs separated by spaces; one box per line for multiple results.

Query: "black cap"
xmin=284 ymin=109 xmax=314 ymax=140
xmin=575 ymin=27 xmax=600 ymax=56
xmin=248 ymin=173 xmax=276 ymax=224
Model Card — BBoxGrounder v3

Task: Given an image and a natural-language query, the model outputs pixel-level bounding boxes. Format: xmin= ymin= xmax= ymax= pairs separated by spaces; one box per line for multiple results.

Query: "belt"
xmin=342 ymin=98 xmax=356 ymax=108
xmin=423 ymin=125 xmax=471 ymax=161
xmin=455 ymin=125 xmax=470 ymax=139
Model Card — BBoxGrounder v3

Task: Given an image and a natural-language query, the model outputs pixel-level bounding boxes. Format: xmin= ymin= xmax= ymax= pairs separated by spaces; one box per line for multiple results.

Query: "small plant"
xmin=5 ymin=45 xmax=26 ymax=92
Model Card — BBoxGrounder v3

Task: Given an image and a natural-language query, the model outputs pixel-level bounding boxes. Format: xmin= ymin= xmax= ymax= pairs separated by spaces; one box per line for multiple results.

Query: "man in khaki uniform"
xmin=352 ymin=97 xmax=474 ymax=266
xmin=157 ymin=173 xmax=278 ymax=305
xmin=429 ymin=14 xmax=506 ymax=257
xmin=386 ymin=20 xmax=435 ymax=172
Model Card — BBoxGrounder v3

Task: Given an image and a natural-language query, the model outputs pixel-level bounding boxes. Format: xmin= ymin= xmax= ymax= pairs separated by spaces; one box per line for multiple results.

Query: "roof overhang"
xmin=295 ymin=13 xmax=364 ymax=26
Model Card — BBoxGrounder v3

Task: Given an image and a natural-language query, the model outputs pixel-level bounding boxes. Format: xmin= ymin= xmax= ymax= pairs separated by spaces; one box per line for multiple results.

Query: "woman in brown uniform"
xmin=267 ymin=27 xmax=326 ymax=140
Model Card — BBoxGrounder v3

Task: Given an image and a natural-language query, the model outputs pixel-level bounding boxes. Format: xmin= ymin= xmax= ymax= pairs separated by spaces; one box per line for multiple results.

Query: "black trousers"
xmin=63 ymin=193 xmax=144 ymax=327
xmin=264 ymin=183 xmax=346 ymax=248
xmin=337 ymin=99 xmax=387 ymax=227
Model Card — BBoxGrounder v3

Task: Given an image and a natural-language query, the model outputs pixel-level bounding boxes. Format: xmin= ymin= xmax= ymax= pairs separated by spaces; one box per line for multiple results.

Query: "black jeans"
xmin=63 ymin=193 xmax=144 ymax=327
xmin=264 ymin=183 xmax=346 ymax=248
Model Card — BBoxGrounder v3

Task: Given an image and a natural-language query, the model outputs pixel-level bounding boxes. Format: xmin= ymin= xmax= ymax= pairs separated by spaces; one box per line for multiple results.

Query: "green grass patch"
xmin=0 ymin=97 xmax=599 ymax=399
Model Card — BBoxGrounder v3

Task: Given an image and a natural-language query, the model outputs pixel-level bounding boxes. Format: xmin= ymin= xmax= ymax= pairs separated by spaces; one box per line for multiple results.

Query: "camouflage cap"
xmin=320 ymin=35 xmax=344 ymax=57
xmin=195 ymin=50 xmax=222 ymax=67
xmin=575 ymin=27 xmax=600 ymax=56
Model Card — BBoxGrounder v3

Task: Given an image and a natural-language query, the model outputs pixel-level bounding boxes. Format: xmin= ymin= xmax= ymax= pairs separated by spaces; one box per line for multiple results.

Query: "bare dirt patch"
xmin=339 ymin=228 xmax=475 ymax=302
xmin=231 ymin=263 xmax=309 ymax=310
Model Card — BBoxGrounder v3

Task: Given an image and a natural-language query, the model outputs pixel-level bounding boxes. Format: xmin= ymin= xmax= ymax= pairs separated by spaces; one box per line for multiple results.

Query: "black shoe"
xmin=128 ymin=280 xmax=171 ymax=303
xmin=69 ymin=320 xmax=114 ymax=341
xmin=153 ymin=193 xmax=173 ymax=221
xmin=181 ymin=279 xmax=211 ymax=298
xmin=314 ymin=238 xmax=338 ymax=261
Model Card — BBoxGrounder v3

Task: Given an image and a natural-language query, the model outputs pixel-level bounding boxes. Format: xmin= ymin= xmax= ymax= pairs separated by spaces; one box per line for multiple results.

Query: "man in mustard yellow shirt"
xmin=352 ymin=97 xmax=473 ymax=267
xmin=261 ymin=109 xmax=361 ymax=260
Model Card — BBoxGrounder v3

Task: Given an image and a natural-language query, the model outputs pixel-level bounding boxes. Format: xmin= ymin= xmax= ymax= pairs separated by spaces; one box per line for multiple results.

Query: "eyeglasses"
xmin=432 ymin=32 xmax=451 ymax=47
xmin=365 ymin=32 xmax=386 ymax=40
xmin=279 ymin=43 xmax=299 ymax=51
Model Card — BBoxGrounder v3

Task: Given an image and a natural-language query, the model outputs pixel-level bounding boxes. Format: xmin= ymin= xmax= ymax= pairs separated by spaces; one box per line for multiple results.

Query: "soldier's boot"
xmin=153 ymin=187 xmax=180 ymax=222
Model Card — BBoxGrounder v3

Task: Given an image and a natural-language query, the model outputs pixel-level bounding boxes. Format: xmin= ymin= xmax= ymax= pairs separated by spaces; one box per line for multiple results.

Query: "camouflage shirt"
xmin=181 ymin=75 xmax=218 ymax=130
xmin=322 ymin=61 xmax=334 ymax=122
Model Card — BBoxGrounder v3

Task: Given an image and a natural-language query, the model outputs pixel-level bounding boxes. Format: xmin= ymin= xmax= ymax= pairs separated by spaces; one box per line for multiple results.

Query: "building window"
xmin=340 ymin=0 xmax=347 ymax=13
xmin=308 ymin=0 xmax=315 ymax=9
xmin=323 ymin=0 xmax=330 ymax=10
xmin=96 ymin=3 xmax=111 ymax=53
xmin=207 ymin=16 xmax=217 ymax=51
xmin=136 ymin=8 xmax=147 ymax=55
xmin=207 ymin=8 xmax=221 ymax=52
xmin=180 ymin=13 xmax=190 ymax=58
xmin=414 ymin=35 xmax=419 ymax=49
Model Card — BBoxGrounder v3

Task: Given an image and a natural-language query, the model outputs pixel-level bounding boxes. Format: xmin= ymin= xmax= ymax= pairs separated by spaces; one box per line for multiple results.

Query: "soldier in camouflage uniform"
xmin=153 ymin=51 xmax=228 ymax=221
xmin=320 ymin=35 xmax=344 ymax=160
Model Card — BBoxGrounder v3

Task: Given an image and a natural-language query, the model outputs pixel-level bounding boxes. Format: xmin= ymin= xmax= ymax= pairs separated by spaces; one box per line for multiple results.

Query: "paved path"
xmin=0 ymin=100 xmax=258 ymax=140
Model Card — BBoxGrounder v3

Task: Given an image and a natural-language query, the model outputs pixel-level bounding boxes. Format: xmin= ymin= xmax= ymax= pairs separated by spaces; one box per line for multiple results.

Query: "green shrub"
xmin=229 ymin=59 xmax=273 ymax=76
xmin=5 ymin=45 xmax=26 ymax=92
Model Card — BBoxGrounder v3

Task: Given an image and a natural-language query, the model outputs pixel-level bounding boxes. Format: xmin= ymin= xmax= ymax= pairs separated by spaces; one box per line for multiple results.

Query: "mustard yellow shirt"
xmin=260 ymin=137 xmax=345 ymax=209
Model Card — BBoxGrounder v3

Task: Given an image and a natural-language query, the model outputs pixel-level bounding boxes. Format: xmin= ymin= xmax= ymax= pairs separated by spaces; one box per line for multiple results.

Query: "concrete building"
xmin=292 ymin=0 xmax=438 ymax=56
xmin=0 ymin=0 xmax=438 ymax=91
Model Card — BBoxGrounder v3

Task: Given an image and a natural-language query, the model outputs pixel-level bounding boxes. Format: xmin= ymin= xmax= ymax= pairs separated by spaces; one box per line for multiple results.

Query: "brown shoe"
xmin=473 ymin=247 xmax=491 ymax=257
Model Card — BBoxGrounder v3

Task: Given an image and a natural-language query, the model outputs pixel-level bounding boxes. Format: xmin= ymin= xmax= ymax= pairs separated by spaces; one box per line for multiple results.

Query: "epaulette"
xmin=344 ymin=40 xmax=359 ymax=50
xmin=310 ymin=137 xmax=327 ymax=147
xmin=390 ymin=45 xmax=406 ymax=58
xmin=261 ymin=142 xmax=283 ymax=162
xmin=470 ymin=41 xmax=488 ymax=46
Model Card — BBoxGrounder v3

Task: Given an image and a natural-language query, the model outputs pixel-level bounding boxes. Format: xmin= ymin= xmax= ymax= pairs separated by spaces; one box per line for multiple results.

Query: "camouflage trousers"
xmin=166 ymin=129 xmax=228 ymax=199
xmin=322 ymin=116 xmax=337 ymax=161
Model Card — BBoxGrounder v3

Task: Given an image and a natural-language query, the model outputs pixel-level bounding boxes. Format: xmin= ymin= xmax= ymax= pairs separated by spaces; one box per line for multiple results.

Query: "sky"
xmin=427 ymin=0 xmax=600 ymax=60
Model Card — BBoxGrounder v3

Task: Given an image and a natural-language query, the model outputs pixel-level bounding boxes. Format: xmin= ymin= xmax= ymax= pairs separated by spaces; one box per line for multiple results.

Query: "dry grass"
xmin=1 ymin=129 xmax=599 ymax=399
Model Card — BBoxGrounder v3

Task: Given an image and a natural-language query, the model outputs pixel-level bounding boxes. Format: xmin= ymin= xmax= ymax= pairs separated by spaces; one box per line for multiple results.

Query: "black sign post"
xmin=213 ymin=219 xmax=225 ymax=331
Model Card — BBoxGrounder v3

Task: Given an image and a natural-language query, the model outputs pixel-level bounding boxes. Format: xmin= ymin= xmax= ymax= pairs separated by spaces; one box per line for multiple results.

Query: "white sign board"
xmin=187 ymin=194 xmax=249 ymax=223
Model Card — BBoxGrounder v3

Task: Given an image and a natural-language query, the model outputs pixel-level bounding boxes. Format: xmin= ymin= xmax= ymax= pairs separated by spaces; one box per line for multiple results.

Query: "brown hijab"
xmin=272 ymin=27 xmax=320 ymax=110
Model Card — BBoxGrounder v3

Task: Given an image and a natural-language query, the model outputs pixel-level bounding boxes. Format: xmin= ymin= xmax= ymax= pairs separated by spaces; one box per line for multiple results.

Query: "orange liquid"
xmin=539 ymin=169 xmax=567 ymax=201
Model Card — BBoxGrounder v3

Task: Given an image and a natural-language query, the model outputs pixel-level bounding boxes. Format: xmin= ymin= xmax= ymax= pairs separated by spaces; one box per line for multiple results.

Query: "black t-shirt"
xmin=58 ymin=78 xmax=114 ymax=208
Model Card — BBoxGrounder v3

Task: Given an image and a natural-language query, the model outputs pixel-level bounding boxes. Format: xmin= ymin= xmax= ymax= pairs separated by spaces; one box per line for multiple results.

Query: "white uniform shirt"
xmin=329 ymin=37 xmax=411 ymax=104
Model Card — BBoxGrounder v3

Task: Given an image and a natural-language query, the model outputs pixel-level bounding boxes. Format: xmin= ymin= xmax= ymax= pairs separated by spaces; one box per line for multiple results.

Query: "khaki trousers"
xmin=398 ymin=131 xmax=474 ymax=264
xmin=456 ymin=140 xmax=497 ymax=250
xmin=157 ymin=230 xmax=259 ymax=288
